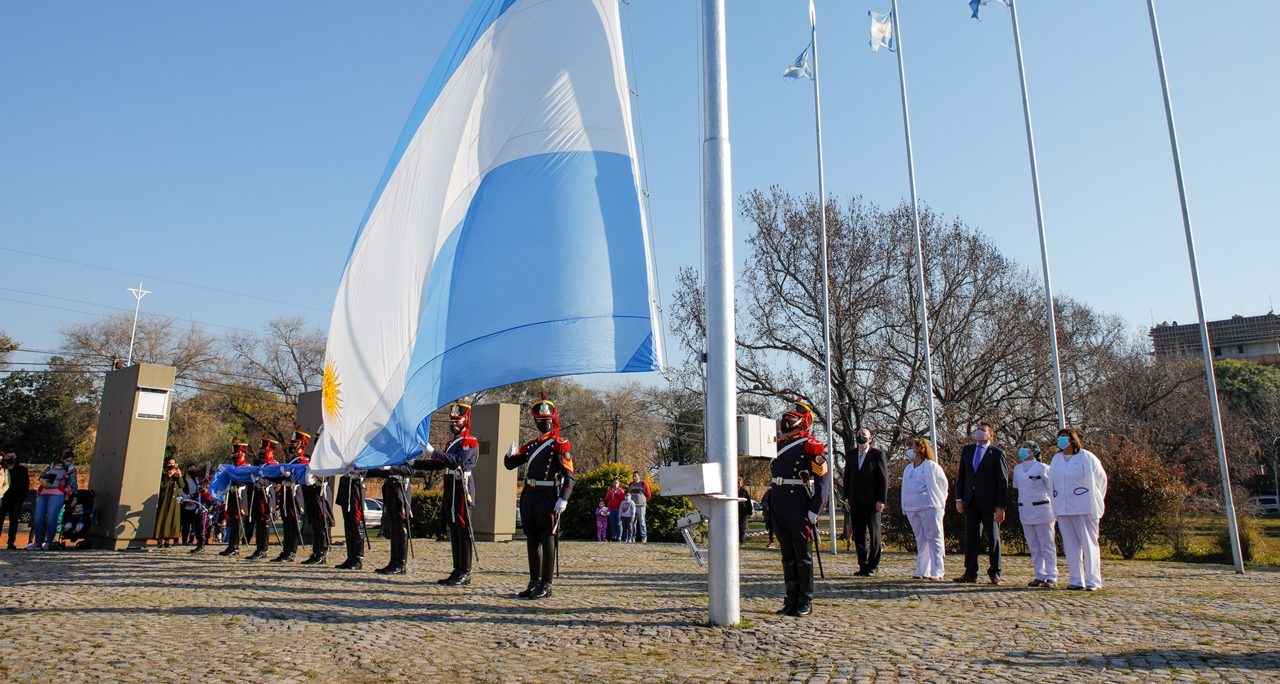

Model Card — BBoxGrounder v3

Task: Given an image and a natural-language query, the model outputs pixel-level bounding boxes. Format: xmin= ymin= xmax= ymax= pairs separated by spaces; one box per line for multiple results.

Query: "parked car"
xmin=363 ymin=497 xmax=384 ymax=528
xmin=1250 ymin=495 xmax=1280 ymax=516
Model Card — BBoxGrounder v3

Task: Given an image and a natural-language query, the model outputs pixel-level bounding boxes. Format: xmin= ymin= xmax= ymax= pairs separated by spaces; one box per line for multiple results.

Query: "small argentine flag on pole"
xmin=783 ymin=42 xmax=813 ymax=80
xmin=869 ymin=11 xmax=895 ymax=53
xmin=970 ymin=0 xmax=1010 ymax=20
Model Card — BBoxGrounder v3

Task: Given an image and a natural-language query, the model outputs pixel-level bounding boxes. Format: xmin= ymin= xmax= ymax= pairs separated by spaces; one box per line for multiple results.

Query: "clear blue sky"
xmin=2 ymin=1 xmax=1277 ymax=376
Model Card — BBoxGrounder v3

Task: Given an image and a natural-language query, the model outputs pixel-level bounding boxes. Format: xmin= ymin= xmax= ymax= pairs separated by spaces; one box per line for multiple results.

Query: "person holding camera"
xmin=1 ymin=453 xmax=29 ymax=549
xmin=30 ymin=450 xmax=77 ymax=550
xmin=153 ymin=456 xmax=183 ymax=548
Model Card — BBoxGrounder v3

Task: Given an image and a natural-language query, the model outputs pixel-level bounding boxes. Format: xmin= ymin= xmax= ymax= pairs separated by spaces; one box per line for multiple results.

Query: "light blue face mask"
xmin=1018 ymin=447 xmax=1032 ymax=460
xmin=1056 ymin=435 xmax=1070 ymax=450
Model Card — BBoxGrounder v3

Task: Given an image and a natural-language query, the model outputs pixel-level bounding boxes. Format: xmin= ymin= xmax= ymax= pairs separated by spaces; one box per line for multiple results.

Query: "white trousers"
xmin=1021 ymin=521 xmax=1058 ymax=581
xmin=1057 ymin=514 xmax=1102 ymax=588
xmin=907 ymin=508 xmax=945 ymax=579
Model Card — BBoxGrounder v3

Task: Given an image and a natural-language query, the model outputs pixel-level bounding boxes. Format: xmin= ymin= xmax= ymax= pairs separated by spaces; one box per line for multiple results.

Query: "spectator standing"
xmin=30 ymin=450 xmax=77 ymax=550
xmin=604 ymin=479 xmax=626 ymax=542
xmin=843 ymin=427 xmax=888 ymax=576
xmin=180 ymin=464 xmax=201 ymax=545
xmin=153 ymin=456 xmax=182 ymax=548
xmin=900 ymin=437 xmax=948 ymax=580
xmin=1013 ymin=442 xmax=1058 ymax=588
xmin=1049 ymin=428 xmax=1107 ymax=591
xmin=627 ymin=471 xmax=651 ymax=543
xmin=737 ymin=477 xmax=752 ymax=544
xmin=594 ymin=500 xmax=609 ymax=541
xmin=619 ymin=497 xmax=635 ymax=543
xmin=953 ymin=422 xmax=1009 ymax=585
xmin=1 ymin=453 xmax=29 ymax=549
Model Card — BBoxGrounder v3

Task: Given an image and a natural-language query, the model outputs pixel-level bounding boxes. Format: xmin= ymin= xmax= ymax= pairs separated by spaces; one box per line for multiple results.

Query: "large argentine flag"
xmin=312 ymin=0 xmax=663 ymax=475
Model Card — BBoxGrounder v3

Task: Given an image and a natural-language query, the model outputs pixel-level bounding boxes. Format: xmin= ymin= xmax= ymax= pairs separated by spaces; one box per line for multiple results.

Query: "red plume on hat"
xmin=259 ymin=432 xmax=279 ymax=465
xmin=780 ymin=396 xmax=815 ymax=435
xmin=530 ymin=391 xmax=561 ymax=438
xmin=231 ymin=439 xmax=249 ymax=466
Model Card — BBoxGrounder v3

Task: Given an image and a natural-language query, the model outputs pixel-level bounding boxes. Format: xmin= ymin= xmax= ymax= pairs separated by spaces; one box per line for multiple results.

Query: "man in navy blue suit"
xmin=953 ymin=421 xmax=1008 ymax=585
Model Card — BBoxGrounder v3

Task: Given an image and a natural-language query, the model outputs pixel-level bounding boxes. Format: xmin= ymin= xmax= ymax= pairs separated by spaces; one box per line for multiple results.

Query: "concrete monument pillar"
xmin=88 ymin=363 xmax=176 ymax=550
xmin=296 ymin=390 xmax=342 ymax=543
xmin=470 ymin=403 xmax=519 ymax=542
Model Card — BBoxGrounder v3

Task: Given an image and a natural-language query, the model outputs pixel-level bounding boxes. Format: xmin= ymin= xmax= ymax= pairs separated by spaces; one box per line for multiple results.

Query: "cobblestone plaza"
xmin=1 ymin=540 xmax=1276 ymax=682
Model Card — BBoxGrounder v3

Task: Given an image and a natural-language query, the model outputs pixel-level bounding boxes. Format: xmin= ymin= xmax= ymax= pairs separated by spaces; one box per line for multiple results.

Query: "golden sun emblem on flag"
xmin=322 ymin=361 xmax=342 ymax=420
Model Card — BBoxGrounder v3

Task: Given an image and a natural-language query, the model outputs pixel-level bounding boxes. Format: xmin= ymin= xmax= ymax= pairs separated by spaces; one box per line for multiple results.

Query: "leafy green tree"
xmin=0 ymin=360 xmax=97 ymax=463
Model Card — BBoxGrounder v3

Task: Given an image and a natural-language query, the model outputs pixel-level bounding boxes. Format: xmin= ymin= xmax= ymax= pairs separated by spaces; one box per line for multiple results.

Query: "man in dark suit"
xmin=953 ymin=421 xmax=1008 ymax=584
xmin=842 ymin=427 xmax=887 ymax=576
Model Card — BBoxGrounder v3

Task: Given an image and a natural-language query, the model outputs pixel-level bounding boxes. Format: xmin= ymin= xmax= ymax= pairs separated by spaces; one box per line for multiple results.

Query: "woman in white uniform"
xmin=900 ymin=437 xmax=948 ymax=580
xmin=1012 ymin=442 xmax=1057 ymax=588
xmin=1048 ymin=427 xmax=1107 ymax=591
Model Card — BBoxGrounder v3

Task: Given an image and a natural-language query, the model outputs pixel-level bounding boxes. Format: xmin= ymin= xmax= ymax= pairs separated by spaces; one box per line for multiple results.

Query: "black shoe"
xmin=445 ymin=573 xmax=471 ymax=586
xmin=7 ymin=544 xmax=16 ymax=550
xmin=952 ymin=574 xmax=977 ymax=583
xmin=776 ymin=597 xmax=797 ymax=615
xmin=190 ymin=545 xmax=205 ymax=555
xmin=301 ymin=554 xmax=326 ymax=566
xmin=529 ymin=583 xmax=552 ymax=599
xmin=793 ymin=601 xmax=812 ymax=617
xmin=437 ymin=572 xmax=460 ymax=585
xmin=865 ymin=568 xmax=878 ymax=577
xmin=335 ymin=558 xmax=358 ymax=570
xmin=345 ymin=560 xmax=363 ymax=571
xmin=269 ymin=554 xmax=294 ymax=563
xmin=246 ymin=550 xmax=268 ymax=561
xmin=374 ymin=564 xmax=406 ymax=575
xmin=853 ymin=568 xmax=870 ymax=577
xmin=517 ymin=581 xmax=539 ymax=599
xmin=218 ymin=547 xmax=238 ymax=557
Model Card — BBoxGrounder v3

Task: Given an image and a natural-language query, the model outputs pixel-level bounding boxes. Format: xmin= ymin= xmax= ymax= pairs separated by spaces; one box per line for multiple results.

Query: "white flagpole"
xmin=807 ymin=0 xmax=839 ymax=555
xmin=1006 ymin=0 xmax=1065 ymax=430
xmin=888 ymin=0 xmax=938 ymax=444
xmin=1145 ymin=0 xmax=1243 ymax=574
xmin=701 ymin=0 xmax=741 ymax=624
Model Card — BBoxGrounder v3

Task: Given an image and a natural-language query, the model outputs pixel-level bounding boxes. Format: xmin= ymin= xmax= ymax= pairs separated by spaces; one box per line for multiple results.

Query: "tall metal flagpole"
xmin=126 ymin=282 xmax=151 ymax=366
xmin=806 ymin=0 xmax=839 ymax=555
xmin=1006 ymin=0 xmax=1065 ymax=429
xmin=702 ymin=0 xmax=741 ymax=625
xmin=1145 ymin=0 xmax=1243 ymax=574
xmin=888 ymin=0 xmax=937 ymax=444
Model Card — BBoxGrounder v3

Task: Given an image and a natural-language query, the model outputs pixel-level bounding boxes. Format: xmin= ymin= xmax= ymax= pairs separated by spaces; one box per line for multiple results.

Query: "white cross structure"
xmin=126 ymin=282 xmax=151 ymax=366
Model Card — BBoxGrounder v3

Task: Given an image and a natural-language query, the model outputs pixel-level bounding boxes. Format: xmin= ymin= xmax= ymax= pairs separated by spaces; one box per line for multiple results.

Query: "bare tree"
xmin=61 ymin=313 xmax=221 ymax=379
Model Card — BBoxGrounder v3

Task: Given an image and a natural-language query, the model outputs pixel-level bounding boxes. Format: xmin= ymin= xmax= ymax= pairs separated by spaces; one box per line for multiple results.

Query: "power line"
xmin=0 ymin=286 xmax=275 ymax=339
xmin=0 ymin=246 xmax=331 ymax=313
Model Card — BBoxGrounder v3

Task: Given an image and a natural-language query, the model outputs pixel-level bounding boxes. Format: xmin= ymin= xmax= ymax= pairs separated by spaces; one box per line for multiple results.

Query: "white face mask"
xmin=906 ymin=449 xmax=916 ymax=460
xmin=974 ymin=430 xmax=988 ymax=443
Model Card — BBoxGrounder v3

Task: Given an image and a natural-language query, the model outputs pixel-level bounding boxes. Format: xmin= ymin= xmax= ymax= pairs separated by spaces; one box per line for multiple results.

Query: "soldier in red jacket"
xmin=504 ymin=395 xmax=575 ymax=600
xmin=769 ymin=397 xmax=829 ymax=617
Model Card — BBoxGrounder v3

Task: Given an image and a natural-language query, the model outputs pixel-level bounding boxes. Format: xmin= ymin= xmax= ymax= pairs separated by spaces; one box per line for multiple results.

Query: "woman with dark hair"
xmin=1049 ymin=428 xmax=1107 ymax=591
xmin=153 ymin=456 xmax=183 ymax=548
xmin=1013 ymin=441 xmax=1057 ymax=588
xmin=29 ymin=451 xmax=77 ymax=550
xmin=900 ymin=437 xmax=948 ymax=580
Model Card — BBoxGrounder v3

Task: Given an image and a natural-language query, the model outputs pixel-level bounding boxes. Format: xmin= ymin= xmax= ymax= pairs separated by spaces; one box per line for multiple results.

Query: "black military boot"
xmin=190 ymin=543 xmax=205 ymax=555
xmin=790 ymin=576 xmax=813 ymax=617
xmin=517 ymin=580 xmax=539 ymax=599
xmin=437 ymin=571 xmax=460 ymax=585
xmin=218 ymin=545 xmax=238 ymax=557
xmin=335 ymin=557 xmax=357 ymax=570
xmin=270 ymin=552 xmax=295 ymax=563
xmin=375 ymin=563 xmax=406 ymax=575
xmin=529 ymin=582 xmax=552 ymax=600
xmin=246 ymin=549 xmax=268 ymax=561
xmin=301 ymin=552 xmax=326 ymax=565
xmin=445 ymin=572 xmax=471 ymax=587
xmin=777 ymin=579 xmax=798 ymax=615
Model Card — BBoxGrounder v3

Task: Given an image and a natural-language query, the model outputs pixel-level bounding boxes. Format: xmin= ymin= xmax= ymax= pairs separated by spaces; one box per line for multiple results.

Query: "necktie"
xmin=973 ymin=445 xmax=984 ymax=472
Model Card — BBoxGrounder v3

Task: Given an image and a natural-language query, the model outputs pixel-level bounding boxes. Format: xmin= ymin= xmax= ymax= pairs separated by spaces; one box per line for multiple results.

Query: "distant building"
xmin=1150 ymin=313 xmax=1280 ymax=367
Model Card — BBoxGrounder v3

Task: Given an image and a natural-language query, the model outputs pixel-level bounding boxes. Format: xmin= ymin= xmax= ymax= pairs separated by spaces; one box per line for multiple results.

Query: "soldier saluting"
xmin=769 ymin=397 xmax=829 ymax=617
xmin=504 ymin=395 xmax=574 ymax=600
xmin=416 ymin=401 xmax=480 ymax=586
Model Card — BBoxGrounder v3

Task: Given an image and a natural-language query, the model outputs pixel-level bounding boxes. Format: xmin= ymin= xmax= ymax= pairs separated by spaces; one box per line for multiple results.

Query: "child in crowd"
xmin=595 ymin=500 xmax=609 ymax=542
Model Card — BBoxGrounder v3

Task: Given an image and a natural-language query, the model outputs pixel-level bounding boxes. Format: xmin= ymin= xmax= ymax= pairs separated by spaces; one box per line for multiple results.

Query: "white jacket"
xmin=901 ymin=459 xmax=949 ymax=512
xmin=1049 ymin=448 xmax=1107 ymax=518
xmin=1012 ymin=459 xmax=1054 ymax=525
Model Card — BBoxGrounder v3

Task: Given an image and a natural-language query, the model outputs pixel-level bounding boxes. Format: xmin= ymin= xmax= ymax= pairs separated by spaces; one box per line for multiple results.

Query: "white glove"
xmin=807 ymin=511 xmax=818 ymax=526
xmin=554 ymin=499 xmax=568 ymax=515
xmin=506 ymin=441 xmax=518 ymax=457
xmin=421 ymin=442 xmax=435 ymax=457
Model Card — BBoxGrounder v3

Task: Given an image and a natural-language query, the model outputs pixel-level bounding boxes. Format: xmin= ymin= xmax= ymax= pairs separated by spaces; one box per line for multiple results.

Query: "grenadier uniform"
xmin=270 ymin=434 xmax=304 ymax=563
xmin=417 ymin=401 xmax=480 ymax=586
xmin=369 ymin=462 xmax=415 ymax=575
xmin=769 ymin=397 xmax=829 ymax=617
xmin=219 ymin=441 xmax=250 ymax=557
xmin=334 ymin=470 xmax=367 ymax=570
xmin=504 ymin=395 xmax=575 ymax=600
xmin=246 ymin=436 xmax=279 ymax=562
xmin=294 ymin=428 xmax=333 ymax=565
